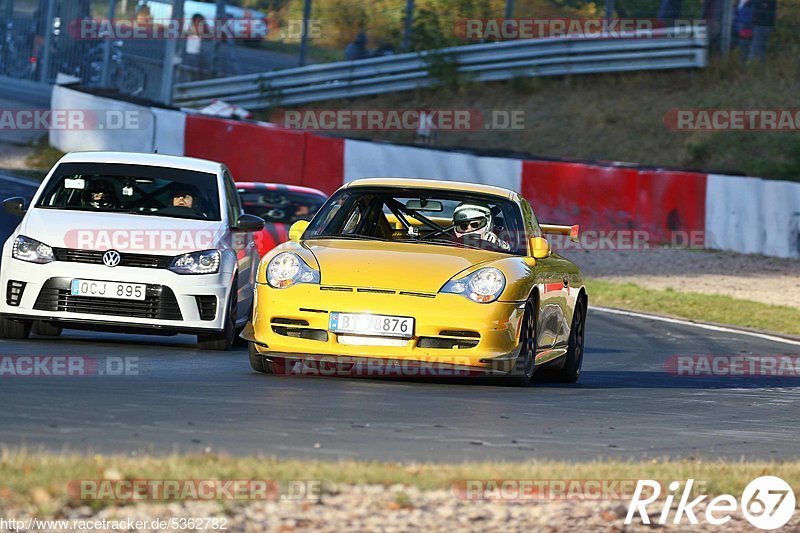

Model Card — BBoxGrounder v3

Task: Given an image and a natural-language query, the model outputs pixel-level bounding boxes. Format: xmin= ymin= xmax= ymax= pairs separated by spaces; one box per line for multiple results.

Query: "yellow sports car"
xmin=242 ymin=178 xmax=586 ymax=386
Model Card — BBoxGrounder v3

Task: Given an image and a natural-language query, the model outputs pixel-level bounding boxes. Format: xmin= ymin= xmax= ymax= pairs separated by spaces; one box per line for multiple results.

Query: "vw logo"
xmin=102 ymin=250 xmax=121 ymax=267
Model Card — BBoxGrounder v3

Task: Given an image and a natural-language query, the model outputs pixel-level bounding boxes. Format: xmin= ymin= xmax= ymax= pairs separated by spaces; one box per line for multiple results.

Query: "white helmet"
xmin=453 ymin=202 xmax=492 ymax=238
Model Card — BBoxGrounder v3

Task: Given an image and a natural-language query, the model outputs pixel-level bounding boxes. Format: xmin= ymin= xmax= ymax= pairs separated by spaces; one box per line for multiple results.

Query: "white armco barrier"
xmin=151 ymin=107 xmax=186 ymax=156
xmin=344 ymin=139 xmax=523 ymax=192
xmin=705 ymin=174 xmax=800 ymax=259
xmin=49 ymin=85 xmax=156 ymax=154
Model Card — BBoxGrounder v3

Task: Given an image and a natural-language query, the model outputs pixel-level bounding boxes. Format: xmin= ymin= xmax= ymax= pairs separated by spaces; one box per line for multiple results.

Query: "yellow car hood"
xmin=305 ymin=239 xmax=501 ymax=293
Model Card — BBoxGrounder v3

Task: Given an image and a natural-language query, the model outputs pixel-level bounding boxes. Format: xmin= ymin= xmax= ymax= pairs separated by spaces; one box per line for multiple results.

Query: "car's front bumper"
xmin=249 ymin=282 xmax=527 ymax=373
xmin=0 ymin=257 xmax=232 ymax=334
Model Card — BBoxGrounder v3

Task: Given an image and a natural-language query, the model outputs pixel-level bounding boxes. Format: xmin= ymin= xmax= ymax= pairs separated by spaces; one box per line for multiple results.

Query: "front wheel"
xmin=506 ymin=300 xmax=537 ymax=387
xmin=552 ymin=298 xmax=586 ymax=383
xmin=197 ymin=290 xmax=237 ymax=351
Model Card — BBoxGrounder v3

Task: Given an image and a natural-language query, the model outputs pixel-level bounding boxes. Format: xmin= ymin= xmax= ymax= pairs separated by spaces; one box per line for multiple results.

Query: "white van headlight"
xmin=12 ymin=235 xmax=54 ymax=264
xmin=169 ymin=250 xmax=220 ymax=275
xmin=267 ymin=252 xmax=320 ymax=288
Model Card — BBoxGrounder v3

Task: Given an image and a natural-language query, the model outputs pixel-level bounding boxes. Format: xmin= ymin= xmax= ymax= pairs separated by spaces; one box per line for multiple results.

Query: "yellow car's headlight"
xmin=440 ymin=267 xmax=506 ymax=303
xmin=266 ymin=252 xmax=320 ymax=289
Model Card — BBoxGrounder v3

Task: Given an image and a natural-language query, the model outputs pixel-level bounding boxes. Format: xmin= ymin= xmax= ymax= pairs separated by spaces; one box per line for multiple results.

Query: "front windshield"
xmin=305 ymin=187 xmax=527 ymax=255
xmin=238 ymin=188 xmax=326 ymax=224
xmin=35 ymin=163 xmax=221 ymax=221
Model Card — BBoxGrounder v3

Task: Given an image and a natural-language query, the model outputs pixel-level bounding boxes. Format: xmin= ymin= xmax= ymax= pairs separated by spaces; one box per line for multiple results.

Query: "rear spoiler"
xmin=540 ymin=224 xmax=580 ymax=243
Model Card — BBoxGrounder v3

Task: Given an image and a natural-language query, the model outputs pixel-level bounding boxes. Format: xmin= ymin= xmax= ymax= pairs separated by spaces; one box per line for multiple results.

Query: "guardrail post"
xmin=160 ymin=0 xmax=185 ymax=105
xmin=604 ymin=0 xmax=615 ymax=20
xmin=211 ymin=0 xmax=227 ymax=76
xmin=38 ymin=0 xmax=57 ymax=83
xmin=100 ymin=0 xmax=118 ymax=88
xmin=298 ymin=0 xmax=312 ymax=67
xmin=401 ymin=0 xmax=414 ymax=52
xmin=504 ymin=0 xmax=515 ymax=19
xmin=719 ymin=0 xmax=734 ymax=56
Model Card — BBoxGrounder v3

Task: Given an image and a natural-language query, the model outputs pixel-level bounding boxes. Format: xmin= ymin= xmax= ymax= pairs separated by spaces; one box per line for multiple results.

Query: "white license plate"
xmin=329 ymin=312 xmax=414 ymax=338
xmin=70 ymin=279 xmax=146 ymax=301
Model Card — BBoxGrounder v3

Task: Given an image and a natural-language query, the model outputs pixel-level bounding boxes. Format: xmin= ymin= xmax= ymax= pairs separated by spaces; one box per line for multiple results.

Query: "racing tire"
xmin=0 ymin=316 xmax=32 ymax=339
xmin=552 ymin=297 xmax=586 ymax=383
xmin=249 ymin=342 xmax=268 ymax=373
xmin=248 ymin=343 xmax=286 ymax=374
xmin=506 ymin=299 xmax=538 ymax=387
xmin=31 ymin=321 xmax=63 ymax=337
xmin=197 ymin=288 xmax=237 ymax=351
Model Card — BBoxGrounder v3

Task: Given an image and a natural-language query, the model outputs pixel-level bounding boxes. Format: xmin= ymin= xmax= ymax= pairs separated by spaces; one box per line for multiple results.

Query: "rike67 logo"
xmin=626 ymin=476 xmax=796 ymax=530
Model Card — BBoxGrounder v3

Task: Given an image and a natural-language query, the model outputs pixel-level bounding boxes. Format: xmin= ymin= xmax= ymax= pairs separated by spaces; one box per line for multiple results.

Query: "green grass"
xmin=586 ymin=279 xmax=800 ymax=336
xmin=15 ymin=138 xmax=65 ymax=181
xmin=2 ymin=450 xmax=800 ymax=514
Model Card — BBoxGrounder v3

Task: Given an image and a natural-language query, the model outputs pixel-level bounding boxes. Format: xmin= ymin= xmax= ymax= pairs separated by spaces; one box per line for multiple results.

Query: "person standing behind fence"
xmin=734 ymin=0 xmax=754 ymax=63
xmin=345 ymin=32 xmax=368 ymax=60
xmin=749 ymin=0 xmax=776 ymax=62
xmin=184 ymin=14 xmax=211 ymax=81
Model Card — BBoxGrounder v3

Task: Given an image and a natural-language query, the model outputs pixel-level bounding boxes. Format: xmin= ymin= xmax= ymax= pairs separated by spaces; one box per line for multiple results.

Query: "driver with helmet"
xmin=452 ymin=202 xmax=511 ymax=251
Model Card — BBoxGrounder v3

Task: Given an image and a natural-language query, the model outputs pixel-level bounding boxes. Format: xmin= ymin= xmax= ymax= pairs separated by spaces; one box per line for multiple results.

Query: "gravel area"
xmin=4 ymin=484 xmax=798 ymax=532
xmin=561 ymin=248 xmax=800 ymax=310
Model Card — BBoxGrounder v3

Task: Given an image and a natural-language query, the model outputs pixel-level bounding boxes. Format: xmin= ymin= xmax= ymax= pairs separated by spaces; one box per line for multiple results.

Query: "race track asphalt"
xmin=1 ymin=172 xmax=799 ymax=462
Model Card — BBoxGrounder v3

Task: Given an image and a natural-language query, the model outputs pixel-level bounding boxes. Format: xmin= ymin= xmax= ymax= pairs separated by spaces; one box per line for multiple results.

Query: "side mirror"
xmin=289 ymin=220 xmax=310 ymax=242
xmin=233 ymin=213 xmax=265 ymax=232
xmin=3 ymin=197 xmax=27 ymax=217
xmin=530 ymin=237 xmax=551 ymax=259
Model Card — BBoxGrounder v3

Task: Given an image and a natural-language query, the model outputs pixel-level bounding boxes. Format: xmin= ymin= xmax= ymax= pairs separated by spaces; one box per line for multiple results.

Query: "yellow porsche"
xmin=242 ymin=178 xmax=587 ymax=386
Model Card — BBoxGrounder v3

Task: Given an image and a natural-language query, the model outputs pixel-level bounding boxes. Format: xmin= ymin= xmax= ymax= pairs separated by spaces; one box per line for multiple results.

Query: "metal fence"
xmin=0 ymin=0 xmax=167 ymax=101
xmin=173 ymin=26 xmax=708 ymax=110
xmin=0 ymin=0 xmax=252 ymax=103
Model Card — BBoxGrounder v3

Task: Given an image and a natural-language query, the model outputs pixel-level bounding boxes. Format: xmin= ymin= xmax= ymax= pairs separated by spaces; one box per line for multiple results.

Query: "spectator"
xmin=345 ymin=32 xmax=368 ymax=61
xmin=184 ymin=14 xmax=211 ymax=80
xmin=658 ymin=0 xmax=683 ymax=25
xmin=734 ymin=0 xmax=755 ymax=62
xmin=749 ymin=0 xmax=776 ymax=62
xmin=135 ymin=1 xmax=152 ymax=25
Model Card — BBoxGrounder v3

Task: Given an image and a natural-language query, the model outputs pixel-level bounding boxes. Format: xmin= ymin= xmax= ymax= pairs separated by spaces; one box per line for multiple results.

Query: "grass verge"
xmin=1 ymin=450 xmax=799 ymax=513
xmin=586 ymin=279 xmax=800 ymax=337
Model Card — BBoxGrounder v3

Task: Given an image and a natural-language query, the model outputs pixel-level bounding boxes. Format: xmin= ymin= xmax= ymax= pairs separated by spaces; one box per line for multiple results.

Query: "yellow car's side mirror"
xmin=530 ymin=236 xmax=551 ymax=259
xmin=288 ymin=220 xmax=310 ymax=242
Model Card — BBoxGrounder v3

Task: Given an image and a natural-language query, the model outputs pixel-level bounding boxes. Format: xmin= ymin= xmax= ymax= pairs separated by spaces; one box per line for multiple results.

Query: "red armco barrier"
xmin=521 ymin=160 xmax=640 ymax=231
xmin=184 ymin=115 xmax=307 ymax=184
xmin=301 ymin=134 xmax=344 ymax=195
xmin=636 ymin=169 xmax=706 ymax=243
xmin=182 ymin=113 xmax=708 ymax=247
xmin=521 ymin=160 xmax=706 ymax=244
